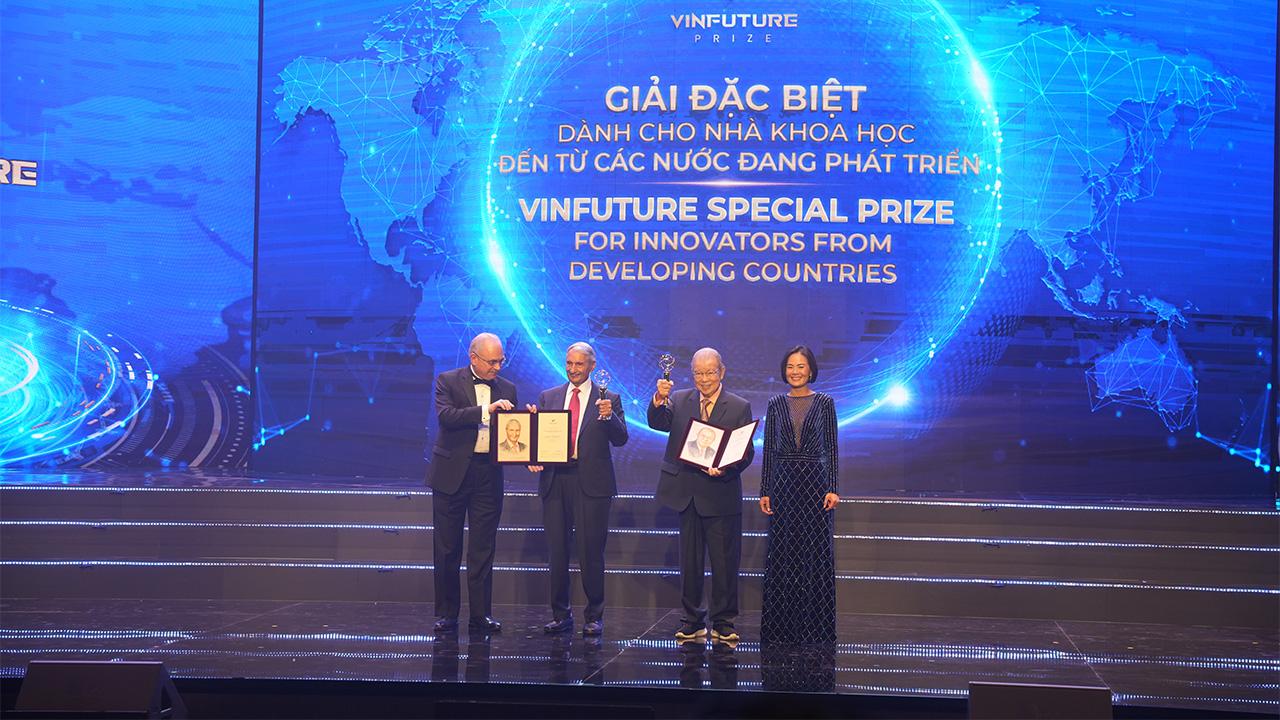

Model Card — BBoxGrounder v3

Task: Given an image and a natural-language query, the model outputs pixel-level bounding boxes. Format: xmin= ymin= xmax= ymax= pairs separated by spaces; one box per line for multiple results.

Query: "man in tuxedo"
xmin=648 ymin=347 xmax=754 ymax=643
xmin=427 ymin=332 xmax=516 ymax=634
xmin=528 ymin=342 xmax=628 ymax=636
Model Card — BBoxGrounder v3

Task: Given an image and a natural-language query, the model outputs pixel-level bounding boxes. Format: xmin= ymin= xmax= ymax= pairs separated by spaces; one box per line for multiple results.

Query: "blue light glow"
xmin=1 ymin=305 xmax=155 ymax=465
xmin=885 ymin=384 xmax=911 ymax=407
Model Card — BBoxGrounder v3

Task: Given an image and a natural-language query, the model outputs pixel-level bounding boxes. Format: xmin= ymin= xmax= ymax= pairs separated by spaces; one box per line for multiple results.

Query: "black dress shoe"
xmin=711 ymin=626 xmax=739 ymax=642
xmin=468 ymin=616 xmax=502 ymax=633
xmin=544 ymin=617 xmax=574 ymax=634
xmin=433 ymin=617 xmax=458 ymax=633
xmin=582 ymin=620 xmax=604 ymax=636
xmin=674 ymin=622 xmax=707 ymax=640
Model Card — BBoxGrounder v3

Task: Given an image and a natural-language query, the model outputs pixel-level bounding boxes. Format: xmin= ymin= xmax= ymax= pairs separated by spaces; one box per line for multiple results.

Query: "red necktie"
xmin=569 ymin=387 xmax=581 ymax=458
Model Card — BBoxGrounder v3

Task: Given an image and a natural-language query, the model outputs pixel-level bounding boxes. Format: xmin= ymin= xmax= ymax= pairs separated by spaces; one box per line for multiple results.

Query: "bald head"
xmin=469 ymin=332 xmax=505 ymax=380
xmin=691 ymin=347 xmax=722 ymax=370
xmin=470 ymin=333 xmax=501 ymax=355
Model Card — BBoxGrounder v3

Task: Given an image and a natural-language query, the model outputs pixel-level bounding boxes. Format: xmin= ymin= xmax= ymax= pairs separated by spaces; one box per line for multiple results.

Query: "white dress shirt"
xmin=473 ymin=371 xmax=492 ymax=453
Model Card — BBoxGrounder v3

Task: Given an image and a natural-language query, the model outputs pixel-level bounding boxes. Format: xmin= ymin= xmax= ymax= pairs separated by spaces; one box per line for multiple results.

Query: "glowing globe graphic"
xmin=1 ymin=304 xmax=155 ymax=465
xmin=483 ymin=0 xmax=1001 ymax=428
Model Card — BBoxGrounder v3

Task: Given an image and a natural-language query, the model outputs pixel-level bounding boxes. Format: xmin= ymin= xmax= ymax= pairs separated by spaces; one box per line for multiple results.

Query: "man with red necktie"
xmin=527 ymin=342 xmax=628 ymax=636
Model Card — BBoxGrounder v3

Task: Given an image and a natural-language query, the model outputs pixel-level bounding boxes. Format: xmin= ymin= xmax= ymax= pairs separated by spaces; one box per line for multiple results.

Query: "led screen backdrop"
xmin=4 ymin=0 xmax=1276 ymax=502
xmin=253 ymin=0 xmax=1275 ymax=498
xmin=1 ymin=1 xmax=258 ymax=471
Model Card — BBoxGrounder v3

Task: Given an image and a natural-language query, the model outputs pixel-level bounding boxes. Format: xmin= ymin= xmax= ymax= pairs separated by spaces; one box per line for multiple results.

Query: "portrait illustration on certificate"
xmin=492 ymin=410 xmax=572 ymax=465
xmin=494 ymin=412 xmax=532 ymax=463
xmin=679 ymin=420 xmax=724 ymax=468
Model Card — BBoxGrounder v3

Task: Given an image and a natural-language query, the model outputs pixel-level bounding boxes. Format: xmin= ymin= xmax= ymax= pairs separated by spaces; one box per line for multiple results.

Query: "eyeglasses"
xmin=692 ymin=371 xmax=721 ymax=379
xmin=473 ymin=354 xmax=505 ymax=368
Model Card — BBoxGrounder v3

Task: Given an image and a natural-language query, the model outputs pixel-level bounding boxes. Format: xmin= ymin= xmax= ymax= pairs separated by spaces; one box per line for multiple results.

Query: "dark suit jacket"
xmin=647 ymin=388 xmax=754 ymax=516
xmin=426 ymin=366 xmax=517 ymax=493
xmin=537 ymin=383 xmax=628 ymax=498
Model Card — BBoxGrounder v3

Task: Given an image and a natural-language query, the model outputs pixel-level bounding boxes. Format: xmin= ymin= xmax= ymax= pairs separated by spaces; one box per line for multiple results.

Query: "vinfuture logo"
xmin=0 ymin=158 xmax=38 ymax=186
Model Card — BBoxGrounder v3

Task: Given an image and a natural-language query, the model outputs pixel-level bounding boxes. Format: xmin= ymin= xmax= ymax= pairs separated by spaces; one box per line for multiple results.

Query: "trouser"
xmin=433 ymin=456 xmax=504 ymax=620
xmin=678 ymin=506 xmax=741 ymax=628
xmin=544 ymin=465 xmax=613 ymax=622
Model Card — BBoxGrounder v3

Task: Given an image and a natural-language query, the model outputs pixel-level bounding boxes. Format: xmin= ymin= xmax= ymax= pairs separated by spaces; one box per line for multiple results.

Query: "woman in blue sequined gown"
xmin=759 ymin=345 xmax=839 ymax=644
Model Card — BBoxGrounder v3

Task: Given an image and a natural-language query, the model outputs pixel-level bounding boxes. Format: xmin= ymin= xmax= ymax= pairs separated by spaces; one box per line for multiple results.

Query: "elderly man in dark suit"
xmin=427 ymin=332 xmax=516 ymax=634
xmin=648 ymin=347 xmax=754 ymax=643
xmin=527 ymin=342 xmax=628 ymax=636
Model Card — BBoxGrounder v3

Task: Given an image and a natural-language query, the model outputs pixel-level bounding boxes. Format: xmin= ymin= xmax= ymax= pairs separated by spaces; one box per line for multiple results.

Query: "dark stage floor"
xmin=3 ymin=469 xmax=1277 ymax=716
xmin=1 ymin=599 xmax=1276 ymax=715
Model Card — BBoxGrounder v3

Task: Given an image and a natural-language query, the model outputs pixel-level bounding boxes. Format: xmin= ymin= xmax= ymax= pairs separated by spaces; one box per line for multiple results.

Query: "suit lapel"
xmin=707 ymin=389 xmax=730 ymax=426
xmin=559 ymin=383 xmax=579 ymax=441
xmin=575 ymin=384 xmax=596 ymax=442
xmin=582 ymin=384 xmax=598 ymax=427
xmin=554 ymin=383 xmax=571 ymax=409
xmin=462 ymin=368 xmax=478 ymax=406
xmin=684 ymin=390 xmax=700 ymax=424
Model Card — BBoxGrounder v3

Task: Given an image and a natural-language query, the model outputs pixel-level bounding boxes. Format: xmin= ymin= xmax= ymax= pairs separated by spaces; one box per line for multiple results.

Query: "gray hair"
xmin=566 ymin=342 xmax=596 ymax=361
xmin=691 ymin=347 xmax=723 ymax=370
xmin=505 ymin=418 xmax=521 ymax=431
xmin=469 ymin=332 xmax=502 ymax=355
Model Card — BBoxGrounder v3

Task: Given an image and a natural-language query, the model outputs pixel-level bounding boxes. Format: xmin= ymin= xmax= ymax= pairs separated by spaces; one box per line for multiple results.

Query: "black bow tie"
xmin=473 ymin=377 xmax=494 ymax=388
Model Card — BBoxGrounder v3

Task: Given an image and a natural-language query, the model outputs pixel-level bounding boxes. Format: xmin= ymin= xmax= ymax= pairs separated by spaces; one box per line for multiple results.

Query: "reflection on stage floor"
xmin=1 ymin=599 xmax=1275 ymax=715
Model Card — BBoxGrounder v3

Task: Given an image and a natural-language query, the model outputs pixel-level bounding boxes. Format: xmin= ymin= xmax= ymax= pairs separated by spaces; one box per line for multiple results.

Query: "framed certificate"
xmin=534 ymin=411 xmax=571 ymax=464
xmin=677 ymin=417 xmax=759 ymax=470
xmin=492 ymin=410 xmax=573 ymax=465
